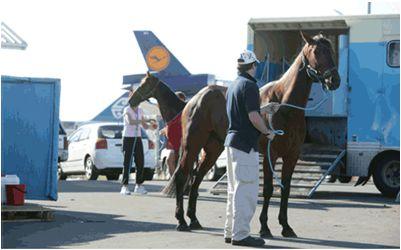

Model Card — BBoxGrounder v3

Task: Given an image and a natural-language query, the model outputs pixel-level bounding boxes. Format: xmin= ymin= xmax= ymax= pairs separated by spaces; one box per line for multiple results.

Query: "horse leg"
xmin=259 ymin=154 xmax=277 ymax=238
xmin=175 ymin=147 xmax=200 ymax=231
xmin=187 ymin=137 xmax=224 ymax=230
xmin=279 ymin=156 xmax=298 ymax=238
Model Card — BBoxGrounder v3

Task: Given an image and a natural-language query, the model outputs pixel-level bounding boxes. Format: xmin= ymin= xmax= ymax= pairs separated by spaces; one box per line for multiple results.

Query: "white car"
xmin=59 ymin=122 xmax=156 ymax=180
xmin=159 ymin=147 xmax=227 ymax=181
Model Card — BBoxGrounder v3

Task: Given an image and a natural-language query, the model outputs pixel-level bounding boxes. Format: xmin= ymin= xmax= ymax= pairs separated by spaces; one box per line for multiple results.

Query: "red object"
xmin=148 ymin=140 xmax=155 ymax=150
xmin=95 ymin=138 xmax=108 ymax=149
xmin=166 ymin=113 xmax=182 ymax=151
xmin=6 ymin=184 xmax=25 ymax=206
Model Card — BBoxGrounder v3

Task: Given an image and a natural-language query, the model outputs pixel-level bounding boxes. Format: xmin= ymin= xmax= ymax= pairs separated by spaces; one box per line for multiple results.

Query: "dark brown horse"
xmin=258 ymin=32 xmax=340 ymax=238
xmin=128 ymin=73 xmax=228 ymax=231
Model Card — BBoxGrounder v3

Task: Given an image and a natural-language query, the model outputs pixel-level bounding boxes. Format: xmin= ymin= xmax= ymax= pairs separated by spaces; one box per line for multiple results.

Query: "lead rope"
xmin=265 ymin=59 xmax=330 ymax=189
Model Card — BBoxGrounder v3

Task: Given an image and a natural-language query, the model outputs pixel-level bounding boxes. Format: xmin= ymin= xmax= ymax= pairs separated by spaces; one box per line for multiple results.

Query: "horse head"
xmin=300 ymin=31 xmax=340 ymax=91
xmin=128 ymin=71 xmax=160 ymax=107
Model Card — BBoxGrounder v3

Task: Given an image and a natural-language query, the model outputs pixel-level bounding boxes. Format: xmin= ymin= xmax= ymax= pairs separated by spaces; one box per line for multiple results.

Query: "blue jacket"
xmin=224 ymin=72 xmax=261 ymax=153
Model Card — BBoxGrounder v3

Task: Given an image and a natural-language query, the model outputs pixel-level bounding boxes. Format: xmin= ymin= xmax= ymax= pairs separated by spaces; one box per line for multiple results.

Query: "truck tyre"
xmin=373 ymin=154 xmax=400 ymax=198
xmin=85 ymin=156 xmax=99 ymax=180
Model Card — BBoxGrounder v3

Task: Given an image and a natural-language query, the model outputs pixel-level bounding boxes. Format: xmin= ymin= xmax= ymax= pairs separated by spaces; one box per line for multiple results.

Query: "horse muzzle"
xmin=323 ymin=69 xmax=340 ymax=91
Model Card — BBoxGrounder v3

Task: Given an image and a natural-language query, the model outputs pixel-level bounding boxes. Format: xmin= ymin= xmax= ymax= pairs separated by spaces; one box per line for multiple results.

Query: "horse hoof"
xmin=176 ymin=223 xmax=191 ymax=232
xmin=281 ymin=228 xmax=297 ymax=238
xmin=260 ymin=229 xmax=274 ymax=239
xmin=189 ymin=220 xmax=203 ymax=230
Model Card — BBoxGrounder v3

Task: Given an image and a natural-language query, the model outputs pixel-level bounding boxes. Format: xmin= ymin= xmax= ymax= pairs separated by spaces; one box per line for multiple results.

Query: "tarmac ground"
xmin=2 ymin=178 xmax=400 ymax=248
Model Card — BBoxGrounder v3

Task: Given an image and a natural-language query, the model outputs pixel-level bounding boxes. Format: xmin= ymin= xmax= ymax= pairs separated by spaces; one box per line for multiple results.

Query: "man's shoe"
xmin=120 ymin=185 xmax=131 ymax=195
xmin=232 ymin=236 xmax=265 ymax=247
xmin=224 ymin=238 xmax=231 ymax=244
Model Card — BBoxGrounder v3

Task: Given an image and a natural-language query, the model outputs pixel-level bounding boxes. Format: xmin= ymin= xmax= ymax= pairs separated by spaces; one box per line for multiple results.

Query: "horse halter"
xmin=300 ymin=54 xmax=336 ymax=90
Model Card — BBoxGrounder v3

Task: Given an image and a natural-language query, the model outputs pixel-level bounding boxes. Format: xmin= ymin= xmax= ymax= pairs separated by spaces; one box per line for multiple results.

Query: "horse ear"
xmin=146 ymin=71 xmax=151 ymax=77
xmin=300 ymin=31 xmax=314 ymax=45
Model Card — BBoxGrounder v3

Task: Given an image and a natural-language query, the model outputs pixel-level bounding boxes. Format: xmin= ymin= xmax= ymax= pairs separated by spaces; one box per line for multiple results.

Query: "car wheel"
xmin=57 ymin=164 xmax=67 ymax=180
xmin=206 ymin=164 xmax=224 ymax=181
xmin=106 ymin=173 xmax=120 ymax=181
xmin=85 ymin=156 xmax=99 ymax=180
xmin=373 ymin=154 xmax=400 ymax=198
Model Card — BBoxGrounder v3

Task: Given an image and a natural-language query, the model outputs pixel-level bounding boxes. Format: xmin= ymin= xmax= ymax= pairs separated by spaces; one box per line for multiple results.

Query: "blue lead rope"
xmin=266 ymin=88 xmax=329 ymax=189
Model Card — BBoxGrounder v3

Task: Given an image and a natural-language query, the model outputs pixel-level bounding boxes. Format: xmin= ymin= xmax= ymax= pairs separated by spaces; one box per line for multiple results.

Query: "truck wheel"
xmin=373 ymin=155 xmax=400 ymax=198
xmin=85 ymin=156 xmax=99 ymax=180
xmin=58 ymin=164 xmax=67 ymax=180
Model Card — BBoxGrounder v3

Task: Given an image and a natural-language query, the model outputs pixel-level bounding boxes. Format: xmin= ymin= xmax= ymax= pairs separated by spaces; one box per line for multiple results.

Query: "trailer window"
xmin=387 ymin=41 xmax=400 ymax=67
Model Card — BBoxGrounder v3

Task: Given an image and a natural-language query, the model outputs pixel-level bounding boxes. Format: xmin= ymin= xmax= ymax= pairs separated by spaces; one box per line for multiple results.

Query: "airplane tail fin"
xmin=91 ymin=92 xmax=129 ymax=122
xmin=134 ymin=30 xmax=190 ymax=76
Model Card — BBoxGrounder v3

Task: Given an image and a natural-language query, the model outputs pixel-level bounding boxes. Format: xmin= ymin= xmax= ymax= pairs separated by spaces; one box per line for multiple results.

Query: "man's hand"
xmin=265 ymin=130 xmax=275 ymax=141
xmin=261 ymin=102 xmax=280 ymax=115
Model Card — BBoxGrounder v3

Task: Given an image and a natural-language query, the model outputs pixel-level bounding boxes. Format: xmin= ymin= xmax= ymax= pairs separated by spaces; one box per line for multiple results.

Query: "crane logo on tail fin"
xmin=146 ymin=46 xmax=170 ymax=71
xmin=111 ymin=97 xmax=129 ymax=119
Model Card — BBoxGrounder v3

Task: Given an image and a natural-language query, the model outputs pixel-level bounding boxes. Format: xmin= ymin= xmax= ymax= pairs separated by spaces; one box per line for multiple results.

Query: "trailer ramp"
xmin=210 ymin=143 xmax=345 ymax=198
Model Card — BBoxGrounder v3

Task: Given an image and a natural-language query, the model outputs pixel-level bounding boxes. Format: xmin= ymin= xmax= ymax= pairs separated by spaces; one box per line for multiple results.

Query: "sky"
xmin=1 ymin=0 xmax=399 ymax=121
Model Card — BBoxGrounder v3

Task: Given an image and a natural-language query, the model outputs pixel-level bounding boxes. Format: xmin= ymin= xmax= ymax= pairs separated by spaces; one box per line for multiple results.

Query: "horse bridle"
xmin=300 ymin=54 xmax=337 ymax=90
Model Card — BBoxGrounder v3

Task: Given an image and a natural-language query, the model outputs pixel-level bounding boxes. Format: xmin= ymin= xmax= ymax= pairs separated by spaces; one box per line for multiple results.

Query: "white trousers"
xmin=224 ymin=146 xmax=259 ymax=241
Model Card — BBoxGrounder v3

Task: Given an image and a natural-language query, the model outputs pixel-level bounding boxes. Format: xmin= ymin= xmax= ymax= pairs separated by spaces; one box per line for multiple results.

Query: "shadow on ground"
xmin=2 ymin=210 xmax=177 ymax=248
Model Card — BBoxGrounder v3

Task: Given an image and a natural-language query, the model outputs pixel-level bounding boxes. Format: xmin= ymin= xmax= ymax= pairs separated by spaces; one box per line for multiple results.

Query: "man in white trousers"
xmin=224 ymin=50 xmax=276 ymax=247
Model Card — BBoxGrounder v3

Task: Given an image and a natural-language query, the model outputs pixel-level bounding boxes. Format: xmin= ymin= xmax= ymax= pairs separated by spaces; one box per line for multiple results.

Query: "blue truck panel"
xmin=1 ymin=76 xmax=60 ymax=200
xmin=347 ymin=42 xmax=400 ymax=147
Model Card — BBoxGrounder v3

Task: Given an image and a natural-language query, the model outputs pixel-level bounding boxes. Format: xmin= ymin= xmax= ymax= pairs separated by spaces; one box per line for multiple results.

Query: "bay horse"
xmin=258 ymin=32 xmax=340 ymax=238
xmin=128 ymin=73 xmax=228 ymax=231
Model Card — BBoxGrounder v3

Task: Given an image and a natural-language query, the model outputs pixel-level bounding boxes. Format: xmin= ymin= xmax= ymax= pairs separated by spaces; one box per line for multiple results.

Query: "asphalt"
xmin=1 ymin=178 xmax=400 ymax=249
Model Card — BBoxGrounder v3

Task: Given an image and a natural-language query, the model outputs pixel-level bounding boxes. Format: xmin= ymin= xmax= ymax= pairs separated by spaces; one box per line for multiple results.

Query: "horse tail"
xmin=161 ymin=168 xmax=177 ymax=197
xmin=161 ymin=147 xmax=192 ymax=197
xmin=161 ymin=165 xmax=193 ymax=198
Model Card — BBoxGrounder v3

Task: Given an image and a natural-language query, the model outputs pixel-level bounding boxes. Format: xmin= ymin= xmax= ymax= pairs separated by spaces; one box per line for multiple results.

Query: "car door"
xmin=73 ymin=127 xmax=91 ymax=171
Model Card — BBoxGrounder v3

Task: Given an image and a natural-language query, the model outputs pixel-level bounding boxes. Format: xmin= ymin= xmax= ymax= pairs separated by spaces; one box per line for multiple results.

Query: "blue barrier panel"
xmin=1 ymin=76 xmax=60 ymax=200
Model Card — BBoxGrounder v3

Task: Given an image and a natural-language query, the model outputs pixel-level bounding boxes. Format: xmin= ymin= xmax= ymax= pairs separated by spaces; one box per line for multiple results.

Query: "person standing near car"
xmin=159 ymin=91 xmax=186 ymax=177
xmin=120 ymin=89 xmax=150 ymax=195
xmin=224 ymin=50 xmax=275 ymax=247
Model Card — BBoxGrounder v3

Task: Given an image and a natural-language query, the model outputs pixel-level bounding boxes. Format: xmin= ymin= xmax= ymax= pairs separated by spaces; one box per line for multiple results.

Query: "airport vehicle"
xmin=246 ymin=14 xmax=399 ymax=197
xmin=59 ymin=122 xmax=156 ymax=180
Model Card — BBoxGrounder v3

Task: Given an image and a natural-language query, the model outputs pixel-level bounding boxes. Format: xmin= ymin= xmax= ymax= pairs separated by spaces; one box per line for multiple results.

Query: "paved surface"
xmin=2 ymin=179 xmax=399 ymax=248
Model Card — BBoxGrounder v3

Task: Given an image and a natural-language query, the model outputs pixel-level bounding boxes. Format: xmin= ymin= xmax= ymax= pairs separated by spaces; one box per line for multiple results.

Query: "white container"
xmin=1 ymin=175 xmax=20 ymax=204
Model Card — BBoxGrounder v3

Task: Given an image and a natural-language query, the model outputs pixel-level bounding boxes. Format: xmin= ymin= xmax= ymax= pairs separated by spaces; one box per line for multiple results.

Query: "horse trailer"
xmin=246 ymin=14 xmax=399 ymax=197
